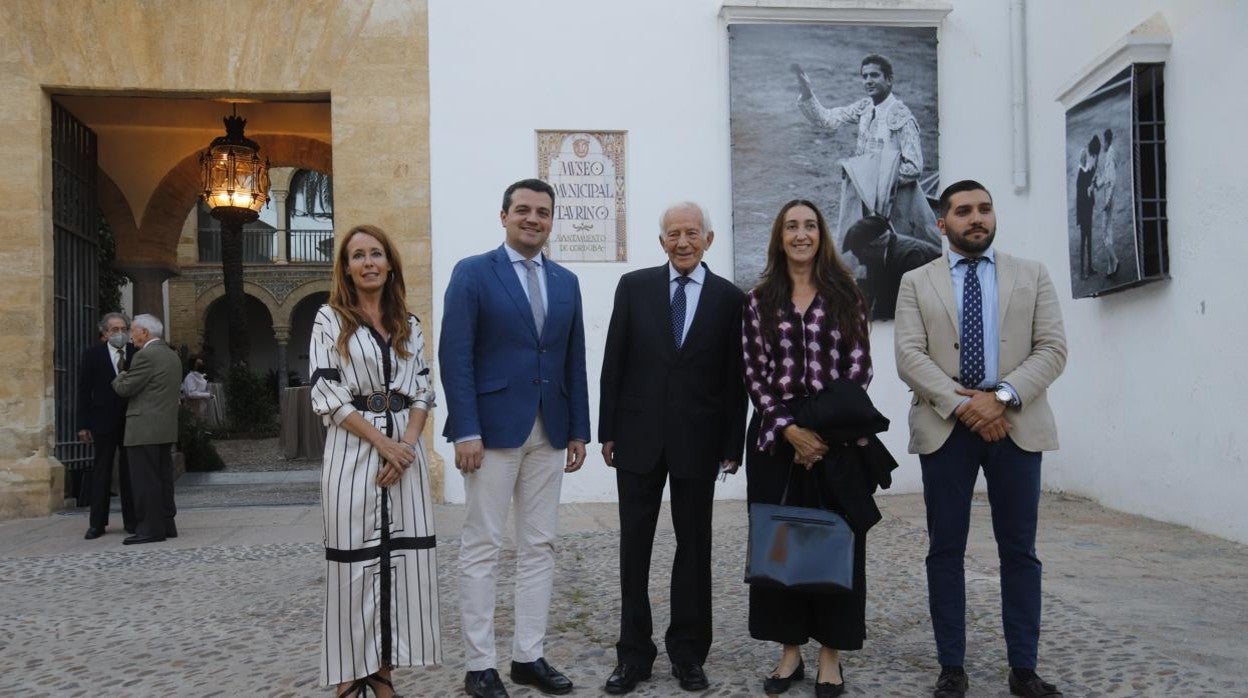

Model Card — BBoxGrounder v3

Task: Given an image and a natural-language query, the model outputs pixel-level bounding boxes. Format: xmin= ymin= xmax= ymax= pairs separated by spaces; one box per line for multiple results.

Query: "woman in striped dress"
xmin=310 ymin=224 xmax=442 ymax=696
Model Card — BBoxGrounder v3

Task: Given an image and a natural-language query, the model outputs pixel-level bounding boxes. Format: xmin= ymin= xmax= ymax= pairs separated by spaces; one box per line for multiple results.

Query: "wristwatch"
xmin=994 ymin=385 xmax=1014 ymax=406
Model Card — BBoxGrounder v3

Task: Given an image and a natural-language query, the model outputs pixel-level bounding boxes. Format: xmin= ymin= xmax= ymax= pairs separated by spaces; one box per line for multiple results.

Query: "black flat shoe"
xmin=509 ymin=657 xmax=571 ymax=695
xmin=84 ymin=527 xmax=105 ymax=540
xmin=123 ymin=534 xmax=166 ymax=545
xmin=763 ymin=660 xmax=804 ymax=694
xmin=604 ymin=663 xmax=651 ymax=694
xmin=672 ymin=662 xmax=709 ymax=691
xmin=464 ymin=669 xmax=509 ymax=698
xmin=815 ymin=663 xmax=844 ymax=697
xmin=1009 ymin=670 xmax=1063 ymax=697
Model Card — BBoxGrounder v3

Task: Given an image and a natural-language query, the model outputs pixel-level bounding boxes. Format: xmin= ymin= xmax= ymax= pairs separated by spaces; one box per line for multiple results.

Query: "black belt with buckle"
xmin=351 ymin=391 xmax=413 ymax=414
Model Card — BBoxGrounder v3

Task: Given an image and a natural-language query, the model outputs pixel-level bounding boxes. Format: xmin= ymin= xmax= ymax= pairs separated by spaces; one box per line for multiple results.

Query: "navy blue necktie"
xmin=959 ymin=258 xmax=985 ymax=388
xmin=671 ymin=276 xmax=691 ymax=348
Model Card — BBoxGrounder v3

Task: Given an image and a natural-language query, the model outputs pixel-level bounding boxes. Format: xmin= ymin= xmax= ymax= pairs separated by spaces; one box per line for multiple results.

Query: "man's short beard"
xmin=951 ymin=227 xmax=995 ymax=254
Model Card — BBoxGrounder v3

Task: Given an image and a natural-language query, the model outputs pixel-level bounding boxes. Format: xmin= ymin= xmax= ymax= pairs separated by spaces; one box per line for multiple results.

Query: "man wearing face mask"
xmin=77 ymin=312 xmax=138 ymax=540
xmin=112 ymin=314 xmax=183 ymax=545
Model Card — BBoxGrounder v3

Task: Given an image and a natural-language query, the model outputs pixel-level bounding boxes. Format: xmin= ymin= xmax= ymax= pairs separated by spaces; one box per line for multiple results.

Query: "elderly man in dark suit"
xmin=112 ymin=313 xmax=183 ymax=545
xmin=78 ymin=312 xmax=138 ymax=539
xmin=598 ymin=202 xmax=747 ymax=694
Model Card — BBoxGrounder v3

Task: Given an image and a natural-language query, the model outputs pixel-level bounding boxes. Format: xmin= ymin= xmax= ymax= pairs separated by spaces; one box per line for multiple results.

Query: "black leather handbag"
xmin=744 ymin=467 xmax=855 ymax=594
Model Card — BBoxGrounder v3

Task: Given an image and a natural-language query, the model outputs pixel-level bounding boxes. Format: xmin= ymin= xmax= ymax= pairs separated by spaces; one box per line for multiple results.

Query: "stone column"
xmin=272 ymin=188 xmax=289 ymax=264
xmin=273 ymin=325 xmax=291 ymax=390
xmin=122 ymin=265 xmax=177 ymax=323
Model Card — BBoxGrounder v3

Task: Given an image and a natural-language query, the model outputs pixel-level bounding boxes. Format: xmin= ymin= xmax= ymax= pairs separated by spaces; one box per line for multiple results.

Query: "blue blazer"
xmin=440 ymin=245 xmax=591 ymax=449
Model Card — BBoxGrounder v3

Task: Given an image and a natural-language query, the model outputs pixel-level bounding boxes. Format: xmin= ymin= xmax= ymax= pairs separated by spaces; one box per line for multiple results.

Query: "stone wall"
xmin=0 ymin=0 xmax=439 ymax=520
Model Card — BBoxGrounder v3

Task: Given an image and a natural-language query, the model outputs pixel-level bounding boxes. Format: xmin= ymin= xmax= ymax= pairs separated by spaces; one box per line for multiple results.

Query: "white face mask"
xmin=107 ymin=332 xmax=129 ymax=349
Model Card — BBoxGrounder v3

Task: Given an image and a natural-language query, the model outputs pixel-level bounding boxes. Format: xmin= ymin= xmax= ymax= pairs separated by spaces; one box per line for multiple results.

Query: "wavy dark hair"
xmin=754 ymin=200 xmax=869 ymax=352
xmin=329 ymin=224 xmax=413 ymax=361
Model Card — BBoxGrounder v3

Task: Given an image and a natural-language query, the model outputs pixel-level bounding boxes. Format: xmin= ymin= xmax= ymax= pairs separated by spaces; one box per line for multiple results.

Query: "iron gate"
xmin=52 ymin=102 xmax=99 ymax=497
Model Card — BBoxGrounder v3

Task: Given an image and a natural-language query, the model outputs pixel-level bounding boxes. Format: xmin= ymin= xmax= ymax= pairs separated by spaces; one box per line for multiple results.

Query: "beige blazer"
xmin=112 ymin=338 xmax=183 ymax=446
xmin=894 ymin=251 xmax=1067 ymax=455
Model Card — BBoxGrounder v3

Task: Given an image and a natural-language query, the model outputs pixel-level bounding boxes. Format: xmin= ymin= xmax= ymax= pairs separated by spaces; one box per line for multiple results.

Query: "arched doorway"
xmin=202 ymin=294 xmax=278 ymax=379
xmin=287 ymin=291 xmax=330 ymax=384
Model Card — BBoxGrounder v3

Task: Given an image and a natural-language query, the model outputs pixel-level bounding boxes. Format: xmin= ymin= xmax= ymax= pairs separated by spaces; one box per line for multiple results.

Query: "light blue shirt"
xmin=668 ymin=262 xmax=706 ymax=345
xmin=504 ymin=243 xmax=549 ymax=309
xmin=948 ymin=248 xmax=1000 ymax=389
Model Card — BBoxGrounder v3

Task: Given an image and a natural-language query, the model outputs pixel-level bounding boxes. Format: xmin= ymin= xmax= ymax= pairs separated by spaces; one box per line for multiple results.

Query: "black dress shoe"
xmin=84 ymin=527 xmax=105 ymax=540
xmin=123 ymin=534 xmax=166 ymax=545
xmin=934 ymin=667 xmax=968 ymax=697
xmin=166 ymin=523 xmax=178 ymax=538
xmin=671 ymin=662 xmax=708 ymax=691
xmin=1009 ymin=670 xmax=1063 ymax=697
xmin=815 ymin=663 xmax=845 ymax=697
xmin=464 ymin=668 xmax=509 ymax=698
xmin=509 ymin=658 xmax=572 ymax=695
xmin=604 ymin=663 xmax=651 ymax=694
xmin=763 ymin=660 xmax=804 ymax=694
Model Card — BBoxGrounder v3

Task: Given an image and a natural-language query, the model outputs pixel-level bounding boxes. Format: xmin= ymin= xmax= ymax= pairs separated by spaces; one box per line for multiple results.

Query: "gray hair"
xmin=131 ymin=313 xmax=164 ymax=338
xmin=97 ymin=312 xmax=130 ymax=333
xmin=658 ymin=201 xmax=713 ymax=234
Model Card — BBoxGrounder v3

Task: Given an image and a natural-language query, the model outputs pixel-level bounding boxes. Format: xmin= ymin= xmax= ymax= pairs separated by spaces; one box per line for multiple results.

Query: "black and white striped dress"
xmin=309 ymin=306 xmax=442 ymax=686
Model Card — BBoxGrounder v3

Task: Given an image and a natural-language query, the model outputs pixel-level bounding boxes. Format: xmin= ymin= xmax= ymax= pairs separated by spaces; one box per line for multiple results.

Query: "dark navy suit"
xmin=76 ymin=342 xmax=137 ymax=531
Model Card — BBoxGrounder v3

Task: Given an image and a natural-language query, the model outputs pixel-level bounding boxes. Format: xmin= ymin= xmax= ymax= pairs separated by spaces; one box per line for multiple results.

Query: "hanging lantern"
xmin=199 ymin=106 xmax=271 ymax=224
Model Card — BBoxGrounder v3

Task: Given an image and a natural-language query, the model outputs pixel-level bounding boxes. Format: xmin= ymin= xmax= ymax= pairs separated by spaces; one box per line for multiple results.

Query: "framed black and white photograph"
xmin=728 ymin=23 xmax=941 ymax=320
xmin=1064 ymin=63 xmax=1168 ymax=298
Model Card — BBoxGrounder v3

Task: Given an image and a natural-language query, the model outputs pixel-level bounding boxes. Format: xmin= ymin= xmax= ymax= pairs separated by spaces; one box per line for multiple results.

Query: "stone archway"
xmin=1 ymin=0 xmax=435 ymax=517
xmin=114 ymin=135 xmax=333 ymax=275
xmin=286 ymin=288 xmax=331 ymax=384
xmin=199 ymin=288 xmax=279 ymax=375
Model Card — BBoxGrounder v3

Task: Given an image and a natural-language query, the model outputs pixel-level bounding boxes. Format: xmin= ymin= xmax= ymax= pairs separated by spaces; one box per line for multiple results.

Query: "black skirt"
xmin=745 ymin=413 xmax=868 ymax=649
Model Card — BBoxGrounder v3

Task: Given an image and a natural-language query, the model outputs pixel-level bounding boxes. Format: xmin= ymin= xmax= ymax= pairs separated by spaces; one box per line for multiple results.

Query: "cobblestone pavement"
xmin=2 ymin=486 xmax=1245 ymax=697
xmin=211 ymin=437 xmax=320 ymax=472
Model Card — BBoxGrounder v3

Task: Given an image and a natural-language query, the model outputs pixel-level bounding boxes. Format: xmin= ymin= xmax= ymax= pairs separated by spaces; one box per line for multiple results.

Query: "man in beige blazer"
xmin=895 ymin=180 xmax=1067 ymax=698
xmin=112 ymin=313 xmax=183 ymax=545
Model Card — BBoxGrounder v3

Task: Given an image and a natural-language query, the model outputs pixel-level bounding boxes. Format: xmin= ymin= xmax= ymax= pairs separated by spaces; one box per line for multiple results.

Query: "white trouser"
xmin=459 ymin=415 xmax=565 ymax=671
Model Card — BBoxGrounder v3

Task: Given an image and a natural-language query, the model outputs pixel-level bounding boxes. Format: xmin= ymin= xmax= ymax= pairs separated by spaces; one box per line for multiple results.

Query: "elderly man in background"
xmin=112 ymin=314 xmax=183 ymax=546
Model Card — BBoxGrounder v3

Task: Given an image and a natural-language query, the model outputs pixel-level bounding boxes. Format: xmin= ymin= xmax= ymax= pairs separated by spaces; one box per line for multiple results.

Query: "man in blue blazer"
xmin=441 ymin=178 xmax=590 ymax=698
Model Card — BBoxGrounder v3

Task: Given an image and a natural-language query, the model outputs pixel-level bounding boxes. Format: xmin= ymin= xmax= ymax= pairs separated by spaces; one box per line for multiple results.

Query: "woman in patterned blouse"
xmin=742 ymin=200 xmax=873 ymax=697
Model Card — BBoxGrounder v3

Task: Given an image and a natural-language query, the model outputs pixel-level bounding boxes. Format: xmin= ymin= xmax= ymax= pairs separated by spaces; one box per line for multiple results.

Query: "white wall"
xmin=429 ymin=0 xmax=747 ymax=504
xmin=1018 ymin=0 xmax=1248 ymax=543
xmin=429 ymin=0 xmax=1248 ymax=543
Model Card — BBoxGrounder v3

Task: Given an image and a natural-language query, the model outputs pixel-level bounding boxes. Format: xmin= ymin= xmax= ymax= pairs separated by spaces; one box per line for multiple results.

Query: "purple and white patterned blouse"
xmin=742 ymin=289 xmax=873 ymax=452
